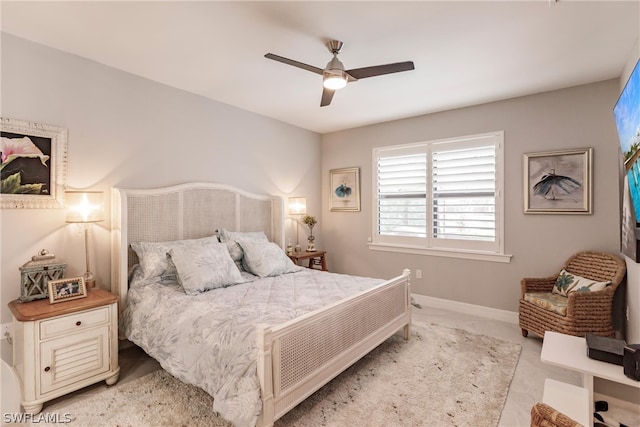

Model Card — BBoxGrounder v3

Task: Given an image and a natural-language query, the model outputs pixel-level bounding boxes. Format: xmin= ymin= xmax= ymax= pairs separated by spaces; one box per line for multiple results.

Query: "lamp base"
xmin=84 ymin=278 xmax=96 ymax=291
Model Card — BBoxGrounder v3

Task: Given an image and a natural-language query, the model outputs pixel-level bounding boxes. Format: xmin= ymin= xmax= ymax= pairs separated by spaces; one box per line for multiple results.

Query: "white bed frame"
xmin=111 ymin=182 xmax=411 ymax=427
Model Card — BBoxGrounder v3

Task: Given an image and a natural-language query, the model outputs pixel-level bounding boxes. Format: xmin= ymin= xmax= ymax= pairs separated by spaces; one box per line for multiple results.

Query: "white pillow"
xmin=130 ymin=235 xmax=220 ymax=284
xmin=238 ymin=240 xmax=302 ymax=277
xmin=168 ymin=241 xmax=242 ymax=295
xmin=552 ymin=269 xmax=610 ymax=297
xmin=218 ymin=229 xmax=269 ymax=267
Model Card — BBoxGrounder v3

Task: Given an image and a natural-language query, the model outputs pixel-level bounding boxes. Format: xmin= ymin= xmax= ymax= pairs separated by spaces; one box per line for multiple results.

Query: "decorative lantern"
xmin=19 ymin=249 xmax=66 ymax=302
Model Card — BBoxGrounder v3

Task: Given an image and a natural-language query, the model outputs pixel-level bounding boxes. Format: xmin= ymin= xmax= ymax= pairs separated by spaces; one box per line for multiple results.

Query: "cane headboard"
xmin=111 ymin=182 xmax=285 ymax=309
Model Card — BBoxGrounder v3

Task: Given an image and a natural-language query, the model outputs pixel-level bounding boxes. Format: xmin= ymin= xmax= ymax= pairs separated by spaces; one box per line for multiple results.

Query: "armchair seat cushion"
xmin=524 ymin=292 xmax=568 ymax=316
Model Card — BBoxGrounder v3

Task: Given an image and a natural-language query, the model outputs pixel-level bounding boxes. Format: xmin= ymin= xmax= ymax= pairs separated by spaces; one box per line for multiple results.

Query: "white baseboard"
xmin=412 ymin=293 xmax=518 ymax=324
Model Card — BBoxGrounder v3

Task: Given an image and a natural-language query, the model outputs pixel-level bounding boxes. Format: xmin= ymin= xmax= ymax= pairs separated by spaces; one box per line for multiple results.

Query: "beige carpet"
xmin=30 ymin=322 xmax=521 ymax=427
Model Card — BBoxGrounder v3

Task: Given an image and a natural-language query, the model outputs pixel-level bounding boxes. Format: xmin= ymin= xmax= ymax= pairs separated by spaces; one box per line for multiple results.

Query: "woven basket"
xmin=530 ymin=402 xmax=583 ymax=427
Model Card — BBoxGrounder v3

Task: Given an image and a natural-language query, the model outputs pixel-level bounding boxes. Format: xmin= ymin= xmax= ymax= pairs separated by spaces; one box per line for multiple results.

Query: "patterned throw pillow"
xmin=237 ymin=240 xmax=302 ymax=277
xmin=551 ymin=269 xmax=610 ymax=297
xmin=218 ymin=230 xmax=269 ymax=269
xmin=168 ymin=241 xmax=243 ymax=295
xmin=131 ymin=235 xmax=220 ymax=284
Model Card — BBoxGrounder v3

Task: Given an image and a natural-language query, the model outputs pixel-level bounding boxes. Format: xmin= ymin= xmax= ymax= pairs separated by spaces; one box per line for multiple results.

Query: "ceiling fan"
xmin=265 ymin=40 xmax=415 ymax=107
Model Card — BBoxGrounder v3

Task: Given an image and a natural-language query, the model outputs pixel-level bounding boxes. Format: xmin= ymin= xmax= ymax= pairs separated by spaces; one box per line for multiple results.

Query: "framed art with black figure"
xmin=524 ymin=148 xmax=592 ymax=214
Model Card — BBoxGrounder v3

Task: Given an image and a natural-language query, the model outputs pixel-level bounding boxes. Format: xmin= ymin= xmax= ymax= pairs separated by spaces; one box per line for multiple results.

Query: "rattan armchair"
xmin=530 ymin=403 xmax=583 ymax=427
xmin=519 ymin=251 xmax=626 ymax=339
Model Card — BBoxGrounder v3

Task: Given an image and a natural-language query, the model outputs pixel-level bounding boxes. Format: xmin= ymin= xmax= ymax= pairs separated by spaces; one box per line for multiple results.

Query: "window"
xmin=371 ymin=131 xmax=508 ymax=262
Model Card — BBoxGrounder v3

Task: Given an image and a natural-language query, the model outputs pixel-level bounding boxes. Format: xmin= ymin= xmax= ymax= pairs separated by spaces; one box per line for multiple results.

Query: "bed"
xmin=111 ymin=182 xmax=411 ymax=427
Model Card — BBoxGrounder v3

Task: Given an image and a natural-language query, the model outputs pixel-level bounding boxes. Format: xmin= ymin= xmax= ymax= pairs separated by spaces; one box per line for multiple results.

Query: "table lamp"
xmin=65 ymin=191 xmax=104 ymax=289
xmin=288 ymin=197 xmax=307 ymax=253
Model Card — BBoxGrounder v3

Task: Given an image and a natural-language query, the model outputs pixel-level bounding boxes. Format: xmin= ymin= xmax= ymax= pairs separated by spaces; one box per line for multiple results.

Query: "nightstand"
xmin=8 ymin=288 xmax=120 ymax=414
xmin=288 ymin=250 xmax=327 ymax=271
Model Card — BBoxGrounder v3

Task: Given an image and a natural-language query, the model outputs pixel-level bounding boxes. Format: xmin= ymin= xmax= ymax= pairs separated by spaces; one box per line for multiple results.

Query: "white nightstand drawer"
xmin=40 ymin=306 xmax=109 ymax=340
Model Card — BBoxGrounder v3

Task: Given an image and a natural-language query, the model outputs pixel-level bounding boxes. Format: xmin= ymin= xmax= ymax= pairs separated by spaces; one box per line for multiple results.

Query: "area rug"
xmin=30 ymin=322 xmax=521 ymax=427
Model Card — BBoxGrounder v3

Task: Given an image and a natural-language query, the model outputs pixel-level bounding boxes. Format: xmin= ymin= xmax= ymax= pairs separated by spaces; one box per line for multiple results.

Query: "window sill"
xmin=367 ymin=242 xmax=512 ymax=263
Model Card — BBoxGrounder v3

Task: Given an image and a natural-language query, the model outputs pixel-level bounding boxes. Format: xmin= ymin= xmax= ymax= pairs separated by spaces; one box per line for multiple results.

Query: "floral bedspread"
xmin=121 ymin=268 xmax=383 ymax=427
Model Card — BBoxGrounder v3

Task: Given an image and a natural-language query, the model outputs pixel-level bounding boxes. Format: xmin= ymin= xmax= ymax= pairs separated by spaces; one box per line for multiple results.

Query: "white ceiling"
xmin=1 ymin=1 xmax=639 ymax=134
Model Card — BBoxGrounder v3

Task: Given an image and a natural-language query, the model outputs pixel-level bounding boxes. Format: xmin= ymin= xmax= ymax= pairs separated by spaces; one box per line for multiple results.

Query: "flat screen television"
xmin=614 ymin=58 xmax=640 ymax=224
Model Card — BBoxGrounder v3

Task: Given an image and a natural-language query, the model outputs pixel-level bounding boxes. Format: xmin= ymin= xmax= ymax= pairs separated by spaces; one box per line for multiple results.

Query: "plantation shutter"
xmin=377 ymin=149 xmax=427 ymax=238
xmin=431 ymin=141 xmax=496 ymax=243
xmin=372 ymin=131 xmax=503 ymax=256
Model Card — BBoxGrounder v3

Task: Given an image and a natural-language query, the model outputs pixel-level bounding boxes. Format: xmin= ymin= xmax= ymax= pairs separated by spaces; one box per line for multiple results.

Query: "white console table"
xmin=541 ymin=331 xmax=640 ymax=426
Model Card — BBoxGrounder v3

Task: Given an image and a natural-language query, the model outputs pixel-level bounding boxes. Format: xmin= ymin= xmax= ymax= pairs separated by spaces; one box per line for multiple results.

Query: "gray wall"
xmin=0 ymin=34 xmax=322 ymax=326
xmin=322 ymin=80 xmax=623 ymax=314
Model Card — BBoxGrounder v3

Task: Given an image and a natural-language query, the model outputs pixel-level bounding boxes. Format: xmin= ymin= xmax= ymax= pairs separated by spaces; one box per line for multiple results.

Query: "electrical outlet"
xmin=2 ymin=322 xmax=11 ymax=340
xmin=416 ymin=269 xmax=422 ymax=279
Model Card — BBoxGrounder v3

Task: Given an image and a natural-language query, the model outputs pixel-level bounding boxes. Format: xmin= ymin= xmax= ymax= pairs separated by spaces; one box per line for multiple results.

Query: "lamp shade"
xmin=288 ymin=197 xmax=307 ymax=215
xmin=65 ymin=191 xmax=105 ymax=223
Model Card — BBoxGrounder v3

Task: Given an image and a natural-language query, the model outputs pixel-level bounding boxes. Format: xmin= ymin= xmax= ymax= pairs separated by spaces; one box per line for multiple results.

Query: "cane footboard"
xmin=257 ymin=269 xmax=411 ymax=426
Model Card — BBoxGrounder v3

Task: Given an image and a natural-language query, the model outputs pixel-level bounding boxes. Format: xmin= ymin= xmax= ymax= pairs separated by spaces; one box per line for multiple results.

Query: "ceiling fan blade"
xmin=264 ymin=53 xmax=324 ymax=75
xmin=320 ymin=87 xmax=335 ymax=107
xmin=345 ymin=73 xmax=358 ymax=82
xmin=346 ymin=61 xmax=415 ymax=79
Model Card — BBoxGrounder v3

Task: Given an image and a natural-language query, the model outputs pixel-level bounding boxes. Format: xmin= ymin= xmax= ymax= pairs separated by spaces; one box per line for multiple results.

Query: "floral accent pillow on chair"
xmin=551 ymin=269 xmax=610 ymax=297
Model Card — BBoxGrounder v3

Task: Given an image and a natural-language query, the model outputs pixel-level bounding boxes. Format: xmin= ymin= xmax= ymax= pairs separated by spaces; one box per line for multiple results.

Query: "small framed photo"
xmin=330 ymin=167 xmax=361 ymax=212
xmin=524 ymin=148 xmax=592 ymax=214
xmin=48 ymin=277 xmax=87 ymax=304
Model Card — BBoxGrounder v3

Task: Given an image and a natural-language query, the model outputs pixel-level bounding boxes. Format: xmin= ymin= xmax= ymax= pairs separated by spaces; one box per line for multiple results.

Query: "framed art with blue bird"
xmin=330 ymin=167 xmax=360 ymax=211
xmin=524 ymin=148 xmax=592 ymax=214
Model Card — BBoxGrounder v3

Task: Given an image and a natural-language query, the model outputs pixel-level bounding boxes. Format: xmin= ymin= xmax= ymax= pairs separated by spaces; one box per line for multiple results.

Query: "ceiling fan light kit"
xmin=323 ymin=69 xmax=348 ymax=90
xmin=265 ymin=40 xmax=414 ymax=106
